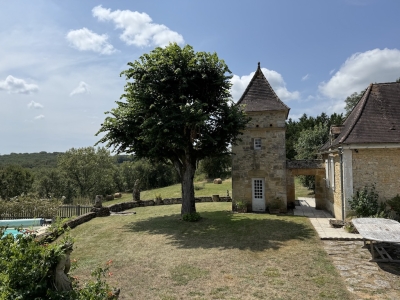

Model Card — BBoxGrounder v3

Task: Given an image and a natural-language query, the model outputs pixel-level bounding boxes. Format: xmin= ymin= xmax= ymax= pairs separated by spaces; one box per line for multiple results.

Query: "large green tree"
xmin=96 ymin=43 xmax=249 ymax=215
xmin=0 ymin=165 xmax=34 ymax=199
xmin=57 ymin=147 xmax=117 ymax=199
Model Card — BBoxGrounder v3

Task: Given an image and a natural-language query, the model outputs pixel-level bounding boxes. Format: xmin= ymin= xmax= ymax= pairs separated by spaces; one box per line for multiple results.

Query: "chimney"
xmin=329 ymin=125 xmax=343 ymax=145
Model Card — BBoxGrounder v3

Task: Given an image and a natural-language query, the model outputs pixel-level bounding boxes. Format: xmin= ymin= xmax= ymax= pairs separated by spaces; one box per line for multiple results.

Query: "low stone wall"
xmin=38 ymin=212 xmax=97 ymax=243
xmin=63 ymin=212 xmax=96 ymax=229
xmin=108 ymin=196 xmax=232 ymax=213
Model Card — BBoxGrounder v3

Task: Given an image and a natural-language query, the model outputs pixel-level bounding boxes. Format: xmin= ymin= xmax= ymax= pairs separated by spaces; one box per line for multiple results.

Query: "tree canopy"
xmin=0 ymin=165 xmax=34 ymax=199
xmin=96 ymin=43 xmax=249 ymax=215
xmin=344 ymin=89 xmax=366 ymax=117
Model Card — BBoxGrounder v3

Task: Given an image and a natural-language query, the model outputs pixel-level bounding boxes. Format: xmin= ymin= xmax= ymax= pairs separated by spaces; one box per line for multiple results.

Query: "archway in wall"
xmin=294 ymin=175 xmax=316 ymax=208
xmin=286 ymin=160 xmax=325 ymax=210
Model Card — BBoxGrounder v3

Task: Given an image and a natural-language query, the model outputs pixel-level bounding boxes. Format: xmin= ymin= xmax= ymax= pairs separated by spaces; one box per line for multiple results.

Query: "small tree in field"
xmin=96 ymin=43 xmax=249 ymax=216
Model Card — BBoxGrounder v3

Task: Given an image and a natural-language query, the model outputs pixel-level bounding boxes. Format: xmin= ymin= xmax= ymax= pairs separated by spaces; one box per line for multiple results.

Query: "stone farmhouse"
xmin=232 ymin=64 xmax=400 ymax=220
xmin=320 ymin=82 xmax=400 ymax=220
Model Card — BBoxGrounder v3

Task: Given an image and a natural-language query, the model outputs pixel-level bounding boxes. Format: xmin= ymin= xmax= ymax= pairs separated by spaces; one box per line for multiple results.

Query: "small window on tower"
xmin=254 ymin=138 xmax=262 ymax=150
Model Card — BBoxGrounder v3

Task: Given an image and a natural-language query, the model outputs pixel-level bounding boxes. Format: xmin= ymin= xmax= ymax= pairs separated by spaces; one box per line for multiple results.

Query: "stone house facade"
xmin=320 ymin=82 xmax=400 ymax=220
xmin=232 ymin=63 xmax=289 ymax=212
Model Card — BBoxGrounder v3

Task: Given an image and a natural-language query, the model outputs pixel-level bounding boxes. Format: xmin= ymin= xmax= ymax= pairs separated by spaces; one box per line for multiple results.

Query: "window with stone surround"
xmin=254 ymin=138 xmax=261 ymax=150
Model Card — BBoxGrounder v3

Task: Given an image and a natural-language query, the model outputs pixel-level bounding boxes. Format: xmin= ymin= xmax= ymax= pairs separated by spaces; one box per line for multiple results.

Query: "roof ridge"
xmin=339 ymin=83 xmax=373 ymax=144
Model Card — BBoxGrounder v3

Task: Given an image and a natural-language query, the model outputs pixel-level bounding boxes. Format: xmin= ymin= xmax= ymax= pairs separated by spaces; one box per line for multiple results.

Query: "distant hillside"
xmin=0 ymin=151 xmax=133 ymax=170
xmin=0 ymin=152 xmax=61 ymax=169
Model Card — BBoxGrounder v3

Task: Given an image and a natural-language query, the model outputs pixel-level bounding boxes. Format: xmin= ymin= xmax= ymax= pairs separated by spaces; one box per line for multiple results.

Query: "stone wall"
xmin=352 ymin=148 xmax=400 ymax=200
xmin=108 ymin=197 xmax=232 ymax=212
xmin=232 ymin=111 xmax=287 ymax=212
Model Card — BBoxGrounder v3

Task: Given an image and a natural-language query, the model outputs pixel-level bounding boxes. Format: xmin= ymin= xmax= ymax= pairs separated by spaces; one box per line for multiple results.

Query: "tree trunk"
xmin=180 ymin=159 xmax=196 ymax=215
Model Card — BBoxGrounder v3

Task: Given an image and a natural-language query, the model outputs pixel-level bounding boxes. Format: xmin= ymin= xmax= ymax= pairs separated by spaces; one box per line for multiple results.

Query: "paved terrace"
xmin=294 ymin=197 xmax=400 ymax=299
xmin=293 ymin=197 xmax=362 ymax=240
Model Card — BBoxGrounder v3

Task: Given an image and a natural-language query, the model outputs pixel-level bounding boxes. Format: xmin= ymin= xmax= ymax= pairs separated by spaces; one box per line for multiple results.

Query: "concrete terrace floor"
xmin=293 ymin=197 xmax=362 ymax=240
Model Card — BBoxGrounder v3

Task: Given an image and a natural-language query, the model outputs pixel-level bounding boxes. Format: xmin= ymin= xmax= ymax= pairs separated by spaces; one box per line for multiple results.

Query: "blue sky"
xmin=1 ymin=0 xmax=400 ymax=154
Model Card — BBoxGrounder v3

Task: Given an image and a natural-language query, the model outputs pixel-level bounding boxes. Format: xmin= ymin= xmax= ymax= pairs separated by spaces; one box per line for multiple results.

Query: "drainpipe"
xmin=338 ymin=146 xmax=344 ymax=220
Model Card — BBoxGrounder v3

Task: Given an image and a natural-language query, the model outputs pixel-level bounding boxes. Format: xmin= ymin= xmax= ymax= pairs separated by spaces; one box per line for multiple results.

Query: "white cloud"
xmin=27 ymin=100 xmax=43 ymax=109
xmin=329 ymin=69 xmax=335 ymax=75
xmin=0 ymin=75 xmax=39 ymax=94
xmin=66 ymin=27 xmax=116 ymax=55
xmin=92 ymin=5 xmax=184 ymax=47
xmin=70 ymin=81 xmax=90 ymax=96
xmin=231 ymin=68 xmax=300 ymax=102
xmin=319 ymin=48 xmax=400 ymax=100
xmin=301 ymin=74 xmax=309 ymax=81
xmin=34 ymin=114 xmax=45 ymax=120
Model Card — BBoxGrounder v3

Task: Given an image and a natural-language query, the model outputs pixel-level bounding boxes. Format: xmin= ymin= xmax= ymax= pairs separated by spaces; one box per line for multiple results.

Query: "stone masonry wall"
xmin=108 ymin=197 xmax=232 ymax=212
xmin=352 ymin=148 xmax=400 ymax=200
xmin=232 ymin=111 xmax=287 ymax=211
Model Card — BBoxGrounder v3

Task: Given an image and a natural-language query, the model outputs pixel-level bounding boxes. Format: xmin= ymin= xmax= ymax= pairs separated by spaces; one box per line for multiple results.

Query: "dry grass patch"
xmin=69 ymin=203 xmax=352 ymax=299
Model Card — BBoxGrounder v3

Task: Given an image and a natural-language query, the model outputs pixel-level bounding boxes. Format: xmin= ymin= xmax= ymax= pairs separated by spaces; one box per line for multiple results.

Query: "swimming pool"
xmin=1 ymin=219 xmax=45 ymax=238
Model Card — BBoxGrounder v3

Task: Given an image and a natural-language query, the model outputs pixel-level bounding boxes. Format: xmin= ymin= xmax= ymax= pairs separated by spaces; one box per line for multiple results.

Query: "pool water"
xmin=2 ymin=229 xmax=22 ymax=238
xmin=1 ymin=219 xmax=45 ymax=238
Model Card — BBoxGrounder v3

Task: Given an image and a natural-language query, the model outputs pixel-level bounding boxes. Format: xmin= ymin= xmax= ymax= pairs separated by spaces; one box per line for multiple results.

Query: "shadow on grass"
xmin=122 ymin=210 xmax=316 ymax=251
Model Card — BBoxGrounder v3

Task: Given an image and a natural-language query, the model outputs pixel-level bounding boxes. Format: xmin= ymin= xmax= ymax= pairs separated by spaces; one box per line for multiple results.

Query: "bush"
xmin=182 ymin=212 xmax=201 ymax=222
xmin=0 ymin=231 xmax=118 ymax=299
xmin=194 ymin=183 xmax=205 ymax=191
xmin=387 ymin=194 xmax=400 ymax=220
xmin=0 ymin=196 xmax=61 ymax=219
xmin=348 ymin=185 xmax=383 ymax=217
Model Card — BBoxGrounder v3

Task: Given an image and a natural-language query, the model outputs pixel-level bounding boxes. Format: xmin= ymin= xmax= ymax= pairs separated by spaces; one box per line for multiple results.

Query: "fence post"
xmin=77 ymin=205 xmax=81 ymax=216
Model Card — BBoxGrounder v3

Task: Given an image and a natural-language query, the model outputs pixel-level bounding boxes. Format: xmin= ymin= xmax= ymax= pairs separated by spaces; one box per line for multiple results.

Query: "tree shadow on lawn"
xmin=122 ymin=211 xmax=316 ymax=252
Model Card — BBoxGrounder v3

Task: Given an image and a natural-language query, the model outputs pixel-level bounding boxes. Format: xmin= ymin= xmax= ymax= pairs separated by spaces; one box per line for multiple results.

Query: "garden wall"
xmin=108 ymin=196 xmax=232 ymax=213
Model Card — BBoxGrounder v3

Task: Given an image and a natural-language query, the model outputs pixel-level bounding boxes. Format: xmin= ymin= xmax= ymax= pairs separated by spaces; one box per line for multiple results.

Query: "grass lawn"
xmin=106 ymin=177 xmax=314 ymax=207
xmin=69 ymin=202 xmax=352 ymax=299
xmin=294 ymin=177 xmax=315 ymax=199
xmin=105 ymin=179 xmax=232 ymax=206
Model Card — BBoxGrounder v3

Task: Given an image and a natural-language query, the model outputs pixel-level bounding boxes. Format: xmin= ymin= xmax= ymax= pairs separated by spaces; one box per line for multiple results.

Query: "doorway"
xmin=252 ymin=178 xmax=265 ymax=212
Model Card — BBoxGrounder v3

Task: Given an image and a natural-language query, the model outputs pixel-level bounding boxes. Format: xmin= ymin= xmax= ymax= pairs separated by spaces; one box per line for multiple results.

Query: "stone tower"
xmin=232 ymin=63 xmax=290 ymax=212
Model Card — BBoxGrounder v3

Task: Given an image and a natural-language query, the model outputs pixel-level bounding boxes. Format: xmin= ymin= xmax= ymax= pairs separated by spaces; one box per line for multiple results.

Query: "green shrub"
xmin=182 ymin=212 xmax=201 ymax=222
xmin=0 ymin=230 xmax=118 ymax=299
xmin=386 ymin=194 xmax=400 ymax=220
xmin=0 ymin=195 xmax=60 ymax=219
xmin=348 ymin=185 xmax=383 ymax=217
xmin=194 ymin=183 xmax=205 ymax=191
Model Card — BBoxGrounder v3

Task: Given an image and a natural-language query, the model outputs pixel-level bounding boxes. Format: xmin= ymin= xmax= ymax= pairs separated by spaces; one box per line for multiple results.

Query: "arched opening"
xmin=286 ymin=160 xmax=325 ymax=210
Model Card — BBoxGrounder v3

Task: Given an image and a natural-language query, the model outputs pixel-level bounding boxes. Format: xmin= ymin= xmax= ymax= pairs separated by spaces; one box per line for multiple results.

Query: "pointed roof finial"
xmin=258 ymin=62 xmax=260 ymax=69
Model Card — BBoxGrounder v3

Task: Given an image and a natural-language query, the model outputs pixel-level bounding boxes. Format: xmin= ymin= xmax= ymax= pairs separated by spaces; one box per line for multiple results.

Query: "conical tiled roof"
xmin=321 ymin=82 xmax=400 ymax=151
xmin=236 ymin=63 xmax=289 ymax=118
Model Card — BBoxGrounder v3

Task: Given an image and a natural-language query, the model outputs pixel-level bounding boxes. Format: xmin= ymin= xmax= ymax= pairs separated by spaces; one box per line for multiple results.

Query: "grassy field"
xmin=105 ymin=179 xmax=232 ymax=206
xmin=294 ymin=177 xmax=315 ymax=199
xmin=105 ymin=177 xmax=314 ymax=206
xmin=69 ymin=202 xmax=352 ymax=300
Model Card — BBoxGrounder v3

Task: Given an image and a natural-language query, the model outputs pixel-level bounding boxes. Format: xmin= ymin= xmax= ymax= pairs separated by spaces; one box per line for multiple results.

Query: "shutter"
xmin=325 ymin=159 xmax=329 ymax=188
xmin=330 ymin=158 xmax=335 ymax=191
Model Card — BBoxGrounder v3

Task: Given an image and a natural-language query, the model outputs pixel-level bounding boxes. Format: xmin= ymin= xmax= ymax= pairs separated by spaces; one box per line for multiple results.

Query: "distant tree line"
xmin=0 ymin=147 xmax=181 ymax=203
